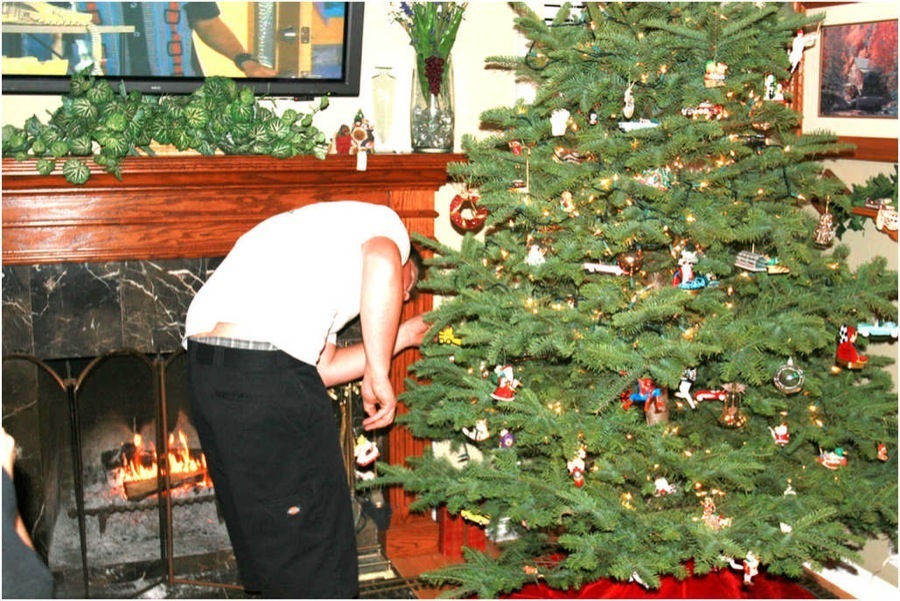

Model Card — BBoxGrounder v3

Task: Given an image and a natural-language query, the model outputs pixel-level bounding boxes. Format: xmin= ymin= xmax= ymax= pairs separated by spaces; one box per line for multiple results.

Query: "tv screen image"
xmin=1 ymin=1 xmax=363 ymax=97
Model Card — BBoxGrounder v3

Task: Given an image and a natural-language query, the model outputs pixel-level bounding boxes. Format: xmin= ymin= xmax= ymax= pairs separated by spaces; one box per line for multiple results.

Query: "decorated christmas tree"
xmin=377 ymin=3 xmax=898 ymax=597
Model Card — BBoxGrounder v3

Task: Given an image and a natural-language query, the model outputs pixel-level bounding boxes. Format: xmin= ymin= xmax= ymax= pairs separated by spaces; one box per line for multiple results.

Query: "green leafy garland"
xmin=840 ymin=166 xmax=899 ymax=237
xmin=2 ymin=69 xmax=329 ymax=184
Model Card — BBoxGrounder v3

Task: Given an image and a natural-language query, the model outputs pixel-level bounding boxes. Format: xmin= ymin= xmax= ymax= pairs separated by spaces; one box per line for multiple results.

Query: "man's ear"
xmin=402 ymin=261 xmax=417 ymax=302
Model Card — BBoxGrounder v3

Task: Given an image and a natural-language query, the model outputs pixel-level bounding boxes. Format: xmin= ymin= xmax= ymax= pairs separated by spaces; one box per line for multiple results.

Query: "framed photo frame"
xmin=819 ymin=20 xmax=897 ymax=118
xmin=798 ymin=2 xmax=898 ymax=162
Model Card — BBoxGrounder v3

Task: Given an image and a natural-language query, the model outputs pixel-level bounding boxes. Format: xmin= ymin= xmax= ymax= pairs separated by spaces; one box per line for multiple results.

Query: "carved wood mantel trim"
xmin=3 ymin=152 xmax=463 ymax=521
xmin=3 ymin=153 xmax=462 ymax=264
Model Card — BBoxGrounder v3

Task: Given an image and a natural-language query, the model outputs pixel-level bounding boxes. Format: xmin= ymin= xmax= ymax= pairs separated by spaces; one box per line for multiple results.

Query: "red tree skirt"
xmin=505 ymin=566 xmax=816 ymax=599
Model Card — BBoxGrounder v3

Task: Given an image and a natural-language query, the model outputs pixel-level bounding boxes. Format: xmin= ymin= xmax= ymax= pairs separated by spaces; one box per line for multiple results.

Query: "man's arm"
xmin=191 ymin=16 xmax=278 ymax=77
xmin=317 ymin=314 xmax=430 ymax=387
xmin=357 ymin=237 xmax=405 ymax=430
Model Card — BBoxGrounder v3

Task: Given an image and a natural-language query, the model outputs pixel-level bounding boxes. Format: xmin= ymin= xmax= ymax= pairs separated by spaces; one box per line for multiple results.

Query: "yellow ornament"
xmin=438 ymin=326 xmax=462 ymax=345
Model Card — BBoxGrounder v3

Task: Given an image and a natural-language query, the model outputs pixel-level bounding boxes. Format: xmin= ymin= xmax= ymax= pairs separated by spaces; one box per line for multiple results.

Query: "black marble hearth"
xmin=3 ymin=257 xmax=236 ymax=597
xmin=2 ymin=258 xmax=221 ymax=360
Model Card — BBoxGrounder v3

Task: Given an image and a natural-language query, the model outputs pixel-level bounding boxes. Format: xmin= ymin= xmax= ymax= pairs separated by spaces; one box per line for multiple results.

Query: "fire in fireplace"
xmin=19 ymin=351 xmax=235 ymax=598
xmin=102 ymin=423 xmax=211 ymax=503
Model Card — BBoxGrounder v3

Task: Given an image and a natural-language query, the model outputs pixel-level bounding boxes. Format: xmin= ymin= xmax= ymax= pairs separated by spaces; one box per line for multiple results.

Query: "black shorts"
xmin=187 ymin=340 xmax=358 ymax=598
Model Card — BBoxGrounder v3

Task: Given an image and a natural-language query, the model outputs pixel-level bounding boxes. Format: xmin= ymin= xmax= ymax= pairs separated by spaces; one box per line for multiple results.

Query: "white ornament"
xmin=629 ymin=572 xmax=649 ymax=589
xmin=728 ymin=551 xmax=760 ymax=586
xmin=550 ymin=109 xmax=571 ymax=136
xmin=354 ymin=435 xmax=380 ymax=466
xmin=623 ymin=83 xmax=635 ymax=119
xmin=525 ymin=245 xmax=546 ymax=266
xmin=463 ymin=419 xmax=490 ymax=442
xmin=763 ymin=74 xmax=785 ymax=101
xmin=567 ymin=446 xmax=586 ymax=475
xmin=583 ymin=262 xmax=625 ymax=276
xmin=654 ymin=477 xmax=676 ymax=496
xmin=674 ymin=368 xmax=697 ymax=409
xmin=789 ymin=29 xmax=819 ymax=74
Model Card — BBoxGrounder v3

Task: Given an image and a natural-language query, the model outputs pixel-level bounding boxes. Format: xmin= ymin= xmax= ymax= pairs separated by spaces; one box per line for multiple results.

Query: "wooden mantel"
xmin=2 ymin=153 xmax=462 ymax=265
xmin=2 ymin=152 xmax=463 ymax=521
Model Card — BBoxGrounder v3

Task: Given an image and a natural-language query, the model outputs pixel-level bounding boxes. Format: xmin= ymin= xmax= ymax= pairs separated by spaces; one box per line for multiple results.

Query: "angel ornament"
xmin=789 ymin=28 xmax=819 ymax=74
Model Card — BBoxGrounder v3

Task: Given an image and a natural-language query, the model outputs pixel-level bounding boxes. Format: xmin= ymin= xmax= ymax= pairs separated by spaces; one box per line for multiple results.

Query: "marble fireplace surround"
xmin=2 ymin=153 xmax=457 ymax=521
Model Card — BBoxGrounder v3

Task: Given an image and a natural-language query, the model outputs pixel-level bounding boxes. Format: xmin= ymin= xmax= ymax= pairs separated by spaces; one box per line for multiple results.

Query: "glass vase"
xmin=410 ymin=54 xmax=454 ymax=153
xmin=371 ymin=66 xmax=396 ymax=148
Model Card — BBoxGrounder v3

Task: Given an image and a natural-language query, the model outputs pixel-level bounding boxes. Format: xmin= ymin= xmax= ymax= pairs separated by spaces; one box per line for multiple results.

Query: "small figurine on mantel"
xmin=329 ymin=124 xmax=353 ymax=154
xmin=328 ymin=110 xmax=376 ymax=155
xmin=351 ymin=109 xmax=375 ymax=154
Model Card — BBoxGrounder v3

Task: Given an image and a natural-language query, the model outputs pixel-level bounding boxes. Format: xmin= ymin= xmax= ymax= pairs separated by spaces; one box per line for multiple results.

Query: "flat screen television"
xmin=1 ymin=1 xmax=364 ymax=98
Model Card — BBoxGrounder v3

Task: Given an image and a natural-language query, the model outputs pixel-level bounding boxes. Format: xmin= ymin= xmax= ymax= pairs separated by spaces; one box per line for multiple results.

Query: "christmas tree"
xmin=377 ymin=3 xmax=898 ymax=597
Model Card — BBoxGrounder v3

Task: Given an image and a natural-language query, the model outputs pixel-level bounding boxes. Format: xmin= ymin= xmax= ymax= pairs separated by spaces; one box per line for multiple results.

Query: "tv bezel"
xmin=1 ymin=2 xmax=364 ymax=99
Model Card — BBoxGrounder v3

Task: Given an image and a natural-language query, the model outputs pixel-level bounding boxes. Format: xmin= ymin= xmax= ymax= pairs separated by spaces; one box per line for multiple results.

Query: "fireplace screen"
xmin=2 ymin=345 xmax=388 ymax=598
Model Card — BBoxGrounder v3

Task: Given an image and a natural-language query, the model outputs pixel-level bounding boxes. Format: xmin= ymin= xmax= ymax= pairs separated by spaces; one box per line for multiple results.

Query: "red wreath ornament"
xmin=449 ymin=193 xmax=488 ymax=232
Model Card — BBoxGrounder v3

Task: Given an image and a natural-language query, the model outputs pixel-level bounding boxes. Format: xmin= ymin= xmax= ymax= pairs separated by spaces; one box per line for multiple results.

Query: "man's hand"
xmin=241 ymin=61 xmax=278 ymax=78
xmin=398 ymin=314 xmax=431 ymax=350
xmin=2 ymin=427 xmax=16 ymax=477
xmin=361 ymin=371 xmax=397 ymax=431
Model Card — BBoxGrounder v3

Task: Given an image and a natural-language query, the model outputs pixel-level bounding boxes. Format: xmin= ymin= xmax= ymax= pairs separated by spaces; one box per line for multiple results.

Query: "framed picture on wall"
xmin=799 ymin=2 xmax=898 ymax=162
xmin=818 ymin=19 xmax=897 ymax=118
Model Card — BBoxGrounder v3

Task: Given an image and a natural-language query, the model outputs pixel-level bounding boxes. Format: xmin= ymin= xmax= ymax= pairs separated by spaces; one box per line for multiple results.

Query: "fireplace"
xmin=2 ymin=153 xmax=453 ymax=595
xmin=3 ymin=257 xmax=248 ymax=596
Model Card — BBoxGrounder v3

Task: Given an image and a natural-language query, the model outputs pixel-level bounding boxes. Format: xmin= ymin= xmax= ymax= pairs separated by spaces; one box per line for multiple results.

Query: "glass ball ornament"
xmin=617 ymin=249 xmax=644 ymax=275
xmin=773 ymin=358 xmax=804 ymax=394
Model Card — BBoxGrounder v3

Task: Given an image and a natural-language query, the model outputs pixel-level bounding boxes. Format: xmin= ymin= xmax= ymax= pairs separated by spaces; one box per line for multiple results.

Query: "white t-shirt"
xmin=183 ymin=201 xmax=411 ymax=365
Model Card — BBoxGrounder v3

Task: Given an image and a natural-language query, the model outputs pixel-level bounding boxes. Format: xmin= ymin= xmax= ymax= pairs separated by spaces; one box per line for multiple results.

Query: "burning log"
xmin=104 ymin=429 xmax=211 ymax=502
xmin=101 ymin=441 xmax=138 ymax=471
xmin=123 ymin=469 xmax=207 ymax=502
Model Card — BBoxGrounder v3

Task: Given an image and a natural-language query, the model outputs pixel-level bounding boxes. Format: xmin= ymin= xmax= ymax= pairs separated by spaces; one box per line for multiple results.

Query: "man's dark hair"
xmin=408 ymin=245 xmax=425 ymax=299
